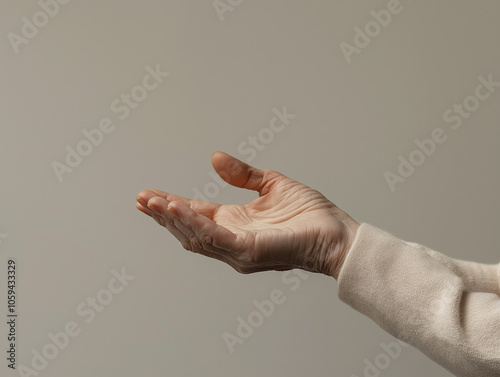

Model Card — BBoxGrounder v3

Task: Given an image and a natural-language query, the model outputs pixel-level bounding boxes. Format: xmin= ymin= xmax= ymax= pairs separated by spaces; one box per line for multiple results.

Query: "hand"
xmin=136 ymin=152 xmax=359 ymax=279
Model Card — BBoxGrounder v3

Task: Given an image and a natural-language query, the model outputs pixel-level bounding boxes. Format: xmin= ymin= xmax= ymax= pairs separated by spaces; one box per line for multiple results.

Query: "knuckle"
xmin=185 ymin=232 xmax=201 ymax=249
xmin=200 ymin=233 xmax=213 ymax=245
xmin=261 ymin=168 xmax=279 ymax=181
xmin=190 ymin=238 xmax=204 ymax=250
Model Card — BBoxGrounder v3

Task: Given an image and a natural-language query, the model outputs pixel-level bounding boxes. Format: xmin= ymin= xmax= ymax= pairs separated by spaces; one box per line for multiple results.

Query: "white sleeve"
xmin=337 ymin=223 xmax=500 ymax=377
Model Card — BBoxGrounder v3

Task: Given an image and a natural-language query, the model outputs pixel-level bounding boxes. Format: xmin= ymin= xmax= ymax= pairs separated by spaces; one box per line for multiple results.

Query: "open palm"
xmin=136 ymin=152 xmax=358 ymax=278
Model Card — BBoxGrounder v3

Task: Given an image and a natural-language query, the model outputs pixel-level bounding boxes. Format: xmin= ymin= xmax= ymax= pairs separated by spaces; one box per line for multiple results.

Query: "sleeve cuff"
xmin=336 ymin=223 xmax=464 ymax=337
xmin=336 ymin=223 xmax=500 ymax=376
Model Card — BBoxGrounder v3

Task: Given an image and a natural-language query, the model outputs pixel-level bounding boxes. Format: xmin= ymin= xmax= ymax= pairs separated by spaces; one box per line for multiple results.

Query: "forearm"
xmin=337 ymin=223 xmax=500 ymax=377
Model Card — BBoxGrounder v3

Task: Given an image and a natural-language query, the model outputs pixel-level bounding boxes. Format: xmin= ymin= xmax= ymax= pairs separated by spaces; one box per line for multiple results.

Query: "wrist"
xmin=330 ymin=216 xmax=360 ymax=280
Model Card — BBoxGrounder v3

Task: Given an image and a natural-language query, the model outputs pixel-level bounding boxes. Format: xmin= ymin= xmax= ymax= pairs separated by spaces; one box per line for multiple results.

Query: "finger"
xmin=164 ymin=215 xmax=234 ymax=267
xmin=144 ymin=197 xmax=240 ymax=269
xmin=146 ymin=196 xmax=221 ymax=254
xmin=146 ymin=196 xmax=183 ymax=230
xmin=138 ymin=197 xmax=172 ymax=218
xmin=136 ymin=201 xmax=155 ymax=217
xmin=210 ymin=151 xmax=277 ymax=195
xmin=137 ymin=189 xmax=221 ymax=219
xmin=162 ymin=218 xmax=193 ymax=252
xmin=168 ymin=200 xmax=244 ymax=253
xmin=145 ymin=197 xmax=202 ymax=250
xmin=166 ymin=210 xmax=213 ymax=253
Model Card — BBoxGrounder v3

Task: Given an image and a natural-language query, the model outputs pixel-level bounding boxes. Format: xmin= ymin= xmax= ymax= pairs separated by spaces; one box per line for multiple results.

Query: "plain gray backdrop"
xmin=1 ymin=1 xmax=499 ymax=376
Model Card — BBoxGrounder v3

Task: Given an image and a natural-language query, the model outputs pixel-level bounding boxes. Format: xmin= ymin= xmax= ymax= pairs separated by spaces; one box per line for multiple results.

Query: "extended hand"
xmin=136 ymin=152 xmax=359 ymax=278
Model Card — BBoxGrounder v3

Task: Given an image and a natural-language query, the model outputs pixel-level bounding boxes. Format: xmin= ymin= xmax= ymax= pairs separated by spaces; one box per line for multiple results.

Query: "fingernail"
xmin=137 ymin=196 xmax=147 ymax=206
xmin=167 ymin=202 xmax=177 ymax=215
xmin=147 ymin=202 xmax=159 ymax=213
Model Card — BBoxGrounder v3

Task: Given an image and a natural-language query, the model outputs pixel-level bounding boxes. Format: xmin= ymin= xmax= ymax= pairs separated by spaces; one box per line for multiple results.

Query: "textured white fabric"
xmin=337 ymin=223 xmax=500 ymax=377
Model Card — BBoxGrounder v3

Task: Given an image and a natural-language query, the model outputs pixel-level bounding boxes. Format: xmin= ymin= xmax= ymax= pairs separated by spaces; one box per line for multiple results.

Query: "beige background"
xmin=1 ymin=1 xmax=499 ymax=376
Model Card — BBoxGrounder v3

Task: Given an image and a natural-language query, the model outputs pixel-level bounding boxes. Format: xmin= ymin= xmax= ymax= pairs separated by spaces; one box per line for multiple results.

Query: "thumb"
xmin=211 ymin=151 xmax=270 ymax=194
